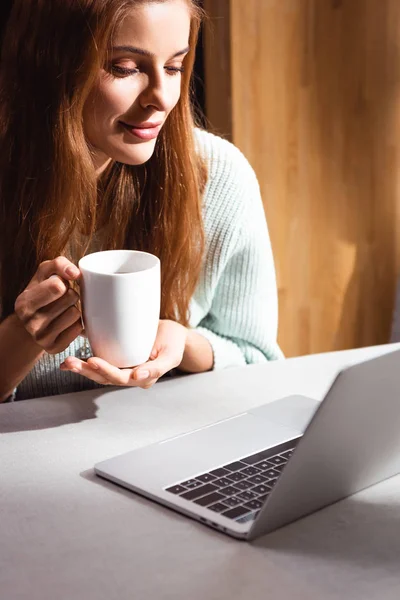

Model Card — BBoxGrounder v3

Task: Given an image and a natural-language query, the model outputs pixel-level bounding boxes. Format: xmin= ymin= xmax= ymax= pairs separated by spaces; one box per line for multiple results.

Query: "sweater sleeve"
xmin=192 ymin=136 xmax=284 ymax=369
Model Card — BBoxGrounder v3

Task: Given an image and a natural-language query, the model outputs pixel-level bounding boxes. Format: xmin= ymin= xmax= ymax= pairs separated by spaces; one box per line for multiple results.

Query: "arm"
xmin=179 ymin=328 xmax=213 ymax=373
xmin=0 ymin=257 xmax=83 ymax=402
xmin=189 ymin=149 xmax=283 ymax=369
xmin=0 ymin=314 xmax=44 ymax=401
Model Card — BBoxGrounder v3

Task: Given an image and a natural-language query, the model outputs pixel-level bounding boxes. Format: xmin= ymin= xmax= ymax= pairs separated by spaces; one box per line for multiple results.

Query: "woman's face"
xmin=83 ymin=0 xmax=191 ymax=174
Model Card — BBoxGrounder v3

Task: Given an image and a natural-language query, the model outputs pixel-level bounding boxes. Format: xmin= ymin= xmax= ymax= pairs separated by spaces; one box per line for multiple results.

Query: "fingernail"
xmin=90 ymin=362 xmax=99 ymax=370
xmin=65 ymin=266 xmax=79 ymax=278
xmin=136 ymin=369 xmax=150 ymax=380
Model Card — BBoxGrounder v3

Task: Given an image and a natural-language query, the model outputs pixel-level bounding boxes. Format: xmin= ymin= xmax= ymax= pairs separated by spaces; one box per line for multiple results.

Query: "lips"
xmin=119 ymin=120 xmax=163 ymax=141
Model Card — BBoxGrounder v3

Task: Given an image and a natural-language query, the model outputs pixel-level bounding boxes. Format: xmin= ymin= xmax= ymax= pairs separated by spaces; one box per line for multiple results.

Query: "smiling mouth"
xmin=119 ymin=121 xmax=163 ymax=141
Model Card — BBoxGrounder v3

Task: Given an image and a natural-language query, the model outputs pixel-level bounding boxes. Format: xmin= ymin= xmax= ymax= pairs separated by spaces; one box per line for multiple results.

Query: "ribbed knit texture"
xmin=15 ymin=129 xmax=283 ymax=400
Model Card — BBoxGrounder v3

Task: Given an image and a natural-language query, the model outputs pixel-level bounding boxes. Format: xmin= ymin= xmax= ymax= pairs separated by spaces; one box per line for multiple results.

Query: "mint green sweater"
xmin=16 ymin=129 xmax=283 ymax=400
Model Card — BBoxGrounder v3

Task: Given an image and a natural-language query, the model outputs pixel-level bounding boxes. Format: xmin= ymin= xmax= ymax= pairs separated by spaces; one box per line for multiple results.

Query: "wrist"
xmin=8 ymin=313 xmax=45 ymax=365
xmin=0 ymin=313 xmax=44 ymax=401
xmin=10 ymin=312 xmax=44 ymax=354
xmin=179 ymin=328 xmax=214 ymax=373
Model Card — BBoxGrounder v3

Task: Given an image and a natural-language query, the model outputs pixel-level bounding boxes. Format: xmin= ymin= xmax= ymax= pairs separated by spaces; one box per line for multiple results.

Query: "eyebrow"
xmin=112 ymin=45 xmax=190 ymax=59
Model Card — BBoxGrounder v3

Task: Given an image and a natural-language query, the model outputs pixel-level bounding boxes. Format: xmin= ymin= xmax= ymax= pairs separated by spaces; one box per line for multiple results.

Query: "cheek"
xmin=95 ymin=89 xmax=129 ymax=120
xmin=92 ymin=79 xmax=138 ymax=121
xmin=171 ymin=80 xmax=183 ymax=108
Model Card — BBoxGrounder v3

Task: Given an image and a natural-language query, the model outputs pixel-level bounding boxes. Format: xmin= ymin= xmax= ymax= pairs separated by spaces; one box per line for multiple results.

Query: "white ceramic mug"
xmin=78 ymin=250 xmax=160 ymax=368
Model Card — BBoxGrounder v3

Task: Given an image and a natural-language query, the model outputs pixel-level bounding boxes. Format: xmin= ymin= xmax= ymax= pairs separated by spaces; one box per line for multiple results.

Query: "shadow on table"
xmin=0 ymin=387 xmax=110 ymax=433
xmin=254 ymin=492 xmax=400 ymax=567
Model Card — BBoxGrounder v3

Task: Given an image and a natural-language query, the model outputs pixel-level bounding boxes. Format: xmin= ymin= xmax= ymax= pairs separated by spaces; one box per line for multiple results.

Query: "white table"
xmin=2 ymin=343 xmax=400 ymax=600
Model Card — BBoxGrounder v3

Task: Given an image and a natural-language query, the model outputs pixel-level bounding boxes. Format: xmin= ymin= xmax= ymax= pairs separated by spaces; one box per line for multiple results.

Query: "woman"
xmin=0 ymin=0 xmax=282 ymax=401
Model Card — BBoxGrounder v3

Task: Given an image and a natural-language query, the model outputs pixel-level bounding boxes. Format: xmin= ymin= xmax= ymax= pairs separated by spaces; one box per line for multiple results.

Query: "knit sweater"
xmin=15 ymin=129 xmax=283 ymax=400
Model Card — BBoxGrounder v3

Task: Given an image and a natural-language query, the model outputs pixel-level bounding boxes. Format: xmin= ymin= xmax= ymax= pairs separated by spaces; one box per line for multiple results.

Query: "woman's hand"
xmin=60 ymin=319 xmax=188 ymax=389
xmin=14 ymin=257 xmax=83 ymax=354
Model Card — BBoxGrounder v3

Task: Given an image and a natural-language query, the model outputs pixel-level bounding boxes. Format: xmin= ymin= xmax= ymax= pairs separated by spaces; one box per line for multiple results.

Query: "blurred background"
xmin=200 ymin=0 xmax=400 ymax=358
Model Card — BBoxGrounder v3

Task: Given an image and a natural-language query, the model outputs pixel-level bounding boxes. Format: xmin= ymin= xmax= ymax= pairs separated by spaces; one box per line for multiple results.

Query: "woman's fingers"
xmin=49 ymin=318 xmax=84 ymax=355
xmin=14 ymin=256 xmax=83 ymax=354
xmin=60 ymin=357 xmax=110 ymax=385
xmin=132 ymin=350 xmax=179 ymax=389
xmin=59 ymin=320 xmax=188 ymax=389
xmin=15 ymin=275 xmax=69 ymax=319
xmin=37 ymin=305 xmax=82 ymax=349
xmin=86 ymin=358 xmax=135 ymax=386
xmin=29 ymin=256 xmax=80 ymax=285
xmin=61 ymin=357 xmax=132 ymax=386
xmin=17 ymin=255 xmax=80 ymax=320
xmin=18 ymin=287 xmax=80 ymax=334
xmin=60 ymin=355 xmax=165 ymax=389
xmin=40 ymin=287 xmax=80 ymax=321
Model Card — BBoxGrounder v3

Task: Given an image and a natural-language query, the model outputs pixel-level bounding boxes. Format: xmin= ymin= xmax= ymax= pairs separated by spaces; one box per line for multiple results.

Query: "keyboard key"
xmin=255 ymin=461 xmax=273 ymax=470
xmin=224 ymin=461 xmax=248 ymax=472
xmin=281 ymin=449 xmax=294 ymax=459
xmin=210 ymin=467 xmax=230 ymax=477
xmin=226 ymin=471 xmax=247 ymax=483
xmin=221 ymin=506 xmax=252 ymax=520
xmin=240 ymin=466 xmax=261 ymax=477
xmin=244 ymin=499 xmax=264 ymax=510
xmin=241 ymin=448 xmax=274 ymax=465
xmin=261 ymin=468 xmax=281 ymax=479
xmin=193 ymin=492 xmax=226 ymax=507
xmin=258 ymin=494 xmax=270 ymax=503
xmin=233 ymin=480 xmax=254 ymax=491
xmin=270 ymin=463 xmax=285 ymax=473
xmin=180 ymin=483 xmax=218 ymax=501
xmin=209 ymin=502 xmax=229 ymax=513
xmin=165 ymin=485 xmax=187 ymax=495
xmin=213 ymin=477 xmax=235 ymax=488
xmin=236 ymin=490 xmax=258 ymax=502
xmin=252 ymin=484 xmax=272 ymax=495
xmin=240 ymin=441 xmax=299 ymax=467
xmin=267 ymin=455 xmax=287 ymax=466
xmin=218 ymin=486 xmax=241 ymax=496
xmin=221 ymin=496 xmax=242 ymax=507
xmin=180 ymin=479 xmax=203 ymax=489
xmin=247 ymin=474 xmax=268 ymax=485
xmin=196 ymin=473 xmax=217 ymax=484
xmin=261 ymin=480 xmax=275 ymax=489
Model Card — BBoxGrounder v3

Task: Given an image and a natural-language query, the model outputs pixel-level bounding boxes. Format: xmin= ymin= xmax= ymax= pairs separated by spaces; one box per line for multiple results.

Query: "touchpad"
xmin=249 ymin=395 xmax=320 ymax=433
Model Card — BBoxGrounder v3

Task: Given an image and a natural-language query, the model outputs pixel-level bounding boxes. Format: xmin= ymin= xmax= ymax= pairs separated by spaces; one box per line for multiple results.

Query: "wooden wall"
xmin=203 ymin=0 xmax=400 ymax=357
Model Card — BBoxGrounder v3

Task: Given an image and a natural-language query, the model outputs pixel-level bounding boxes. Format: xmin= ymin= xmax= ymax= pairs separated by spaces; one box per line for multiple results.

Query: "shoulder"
xmin=194 ymin=128 xmax=258 ymax=190
xmin=194 ymin=128 xmax=264 ymax=232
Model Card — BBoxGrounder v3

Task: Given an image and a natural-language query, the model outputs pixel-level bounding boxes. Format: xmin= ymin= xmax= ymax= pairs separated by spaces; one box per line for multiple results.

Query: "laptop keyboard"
xmin=165 ymin=437 xmax=301 ymax=523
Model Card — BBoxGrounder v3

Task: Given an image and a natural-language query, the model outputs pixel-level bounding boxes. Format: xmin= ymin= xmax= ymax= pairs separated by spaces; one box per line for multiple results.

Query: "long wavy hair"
xmin=0 ymin=0 xmax=206 ymax=324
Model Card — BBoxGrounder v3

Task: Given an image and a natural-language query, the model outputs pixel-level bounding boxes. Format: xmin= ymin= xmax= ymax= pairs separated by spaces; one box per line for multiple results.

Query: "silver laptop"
xmin=94 ymin=349 xmax=400 ymax=540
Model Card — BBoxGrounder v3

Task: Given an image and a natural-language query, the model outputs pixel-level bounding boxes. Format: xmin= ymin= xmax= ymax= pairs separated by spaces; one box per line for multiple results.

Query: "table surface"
xmin=2 ymin=343 xmax=400 ymax=600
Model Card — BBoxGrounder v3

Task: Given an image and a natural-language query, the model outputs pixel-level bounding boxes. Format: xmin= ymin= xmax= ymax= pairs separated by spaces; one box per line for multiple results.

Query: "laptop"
xmin=94 ymin=348 xmax=400 ymax=540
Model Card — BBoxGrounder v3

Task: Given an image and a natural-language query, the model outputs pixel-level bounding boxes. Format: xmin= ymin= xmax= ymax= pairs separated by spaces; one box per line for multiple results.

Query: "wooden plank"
xmin=204 ymin=0 xmax=400 ymax=357
xmin=230 ymin=0 xmax=400 ymax=356
xmin=203 ymin=0 xmax=233 ymax=138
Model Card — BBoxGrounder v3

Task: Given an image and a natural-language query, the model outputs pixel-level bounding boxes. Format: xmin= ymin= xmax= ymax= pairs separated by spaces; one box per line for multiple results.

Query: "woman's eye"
xmin=165 ymin=66 xmax=184 ymax=76
xmin=111 ymin=65 xmax=139 ymax=77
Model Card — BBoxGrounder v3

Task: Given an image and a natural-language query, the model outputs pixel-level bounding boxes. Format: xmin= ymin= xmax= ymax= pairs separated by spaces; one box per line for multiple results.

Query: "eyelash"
xmin=111 ymin=65 xmax=184 ymax=77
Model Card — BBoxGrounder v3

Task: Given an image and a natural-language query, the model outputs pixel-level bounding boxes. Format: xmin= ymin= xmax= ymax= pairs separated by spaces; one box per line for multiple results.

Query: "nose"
xmin=139 ymin=70 xmax=172 ymax=113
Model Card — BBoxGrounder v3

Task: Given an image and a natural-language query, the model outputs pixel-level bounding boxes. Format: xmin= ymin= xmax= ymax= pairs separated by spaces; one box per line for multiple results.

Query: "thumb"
xmin=133 ymin=351 xmax=173 ymax=382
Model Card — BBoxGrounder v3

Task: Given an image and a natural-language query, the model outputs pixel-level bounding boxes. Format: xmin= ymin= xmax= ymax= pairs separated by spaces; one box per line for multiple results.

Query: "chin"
xmin=114 ymin=141 xmax=157 ymax=166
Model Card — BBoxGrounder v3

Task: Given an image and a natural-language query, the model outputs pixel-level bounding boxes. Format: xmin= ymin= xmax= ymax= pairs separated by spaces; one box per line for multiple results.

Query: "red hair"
xmin=0 ymin=0 xmax=206 ymax=324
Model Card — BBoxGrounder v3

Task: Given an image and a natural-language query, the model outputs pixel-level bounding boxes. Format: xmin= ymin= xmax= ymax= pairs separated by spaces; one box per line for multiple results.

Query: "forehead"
xmin=112 ymin=1 xmax=191 ymax=53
